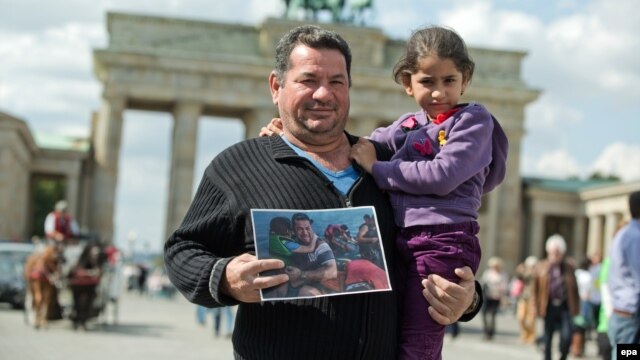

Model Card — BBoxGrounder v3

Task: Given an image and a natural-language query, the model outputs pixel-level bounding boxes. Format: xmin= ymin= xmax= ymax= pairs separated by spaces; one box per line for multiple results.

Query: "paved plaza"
xmin=0 ymin=292 xmax=601 ymax=360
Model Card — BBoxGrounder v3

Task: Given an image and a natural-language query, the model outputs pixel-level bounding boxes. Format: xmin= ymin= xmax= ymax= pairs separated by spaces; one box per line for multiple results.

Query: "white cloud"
xmin=525 ymin=95 xmax=583 ymax=129
xmin=538 ymin=0 xmax=639 ymax=103
xmin=532 ymin=148 xmax=581 ymax=179
xmin=590 ymin=142 xmax=640 ymax=181
xmin=521 ymin=95 xmax=585 ymax=167
xmin=0 ymin=23 xmax=104 ymax=124
xmin=439 ymin=1 xmax=542 ymax=50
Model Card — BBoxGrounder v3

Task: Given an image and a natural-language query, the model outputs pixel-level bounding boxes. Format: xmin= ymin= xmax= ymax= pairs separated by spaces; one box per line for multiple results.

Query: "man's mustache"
xmin=304 ymin=101 xmax=337 ymax=110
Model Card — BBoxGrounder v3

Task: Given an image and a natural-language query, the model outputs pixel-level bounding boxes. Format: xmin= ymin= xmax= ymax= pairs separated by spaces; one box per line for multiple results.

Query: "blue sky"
xmin=1 ymin=0 xmax=638 ymax=252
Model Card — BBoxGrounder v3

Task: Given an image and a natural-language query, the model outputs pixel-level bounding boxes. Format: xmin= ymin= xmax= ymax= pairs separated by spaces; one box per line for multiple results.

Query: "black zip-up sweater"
xmin=164 ymin=133 xmax=479 ymax=360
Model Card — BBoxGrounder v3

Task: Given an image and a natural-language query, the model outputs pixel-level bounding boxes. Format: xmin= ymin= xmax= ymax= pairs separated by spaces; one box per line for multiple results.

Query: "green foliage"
xmin=31 ymin=176 xmax=66 ymax=237
xmin=588 ymin=172 xmax=620 ymax=181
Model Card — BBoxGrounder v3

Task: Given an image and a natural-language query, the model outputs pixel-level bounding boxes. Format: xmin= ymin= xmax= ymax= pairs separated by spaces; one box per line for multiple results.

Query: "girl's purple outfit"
xmin=369 ymin=103 xmax=509 ymax=360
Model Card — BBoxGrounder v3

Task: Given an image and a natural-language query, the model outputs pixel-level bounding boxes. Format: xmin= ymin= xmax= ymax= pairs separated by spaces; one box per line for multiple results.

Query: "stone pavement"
xmin=0 ymin=292 xmax=233 ymax=360
xmin=0 ymin=292 xmax=603 ymax=360
xmin=443 ymin=308 xmax=601 ymax=360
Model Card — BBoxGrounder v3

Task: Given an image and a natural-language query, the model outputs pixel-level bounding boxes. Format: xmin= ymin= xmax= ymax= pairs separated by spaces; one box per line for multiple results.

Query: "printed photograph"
xmin=251 ymin=206 xmax=392 ymax=300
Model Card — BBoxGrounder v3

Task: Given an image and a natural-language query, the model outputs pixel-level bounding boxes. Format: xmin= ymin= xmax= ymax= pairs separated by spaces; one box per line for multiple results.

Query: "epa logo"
xmin=618 ymin=344 xmax=640 ymax=359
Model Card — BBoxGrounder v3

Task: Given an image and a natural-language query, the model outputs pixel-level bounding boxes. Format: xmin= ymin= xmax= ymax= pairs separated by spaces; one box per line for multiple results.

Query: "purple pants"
xmin=396 ymin=222 xmax=481 ymax=360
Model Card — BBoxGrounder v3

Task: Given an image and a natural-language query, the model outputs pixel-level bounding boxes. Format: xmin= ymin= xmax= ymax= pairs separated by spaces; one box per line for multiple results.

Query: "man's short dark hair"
xmin=274 ymin=25 xmax=352 ymax=86
xmin=630 ymin=190 xmax=640 ymax=219
xmin=292 ymin=212 xmax=313 ymax=225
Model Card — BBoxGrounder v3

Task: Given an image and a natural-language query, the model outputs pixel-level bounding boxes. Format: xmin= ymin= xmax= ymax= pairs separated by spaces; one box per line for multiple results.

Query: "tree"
xmin=31 ymin=176 xmax=66 ymax=237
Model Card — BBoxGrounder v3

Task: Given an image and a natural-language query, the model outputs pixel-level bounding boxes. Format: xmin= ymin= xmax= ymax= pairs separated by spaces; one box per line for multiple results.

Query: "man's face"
xmin=547 ymin=246 xmax=563 ymax=265
xmin=293 ymin=219 xmax=314 ymax=245
xmin=269 ymin=45 xmax=350 ymax=145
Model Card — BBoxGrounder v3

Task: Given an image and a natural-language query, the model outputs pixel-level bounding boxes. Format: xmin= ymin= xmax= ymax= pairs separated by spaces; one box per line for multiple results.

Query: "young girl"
xmin=349 ymin=25 xmax=508 ymax=360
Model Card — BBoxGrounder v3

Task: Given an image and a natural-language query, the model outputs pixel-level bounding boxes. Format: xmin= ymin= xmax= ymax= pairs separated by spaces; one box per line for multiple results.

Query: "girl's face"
xmin=403 ymin=56 xmax=468 ymax=120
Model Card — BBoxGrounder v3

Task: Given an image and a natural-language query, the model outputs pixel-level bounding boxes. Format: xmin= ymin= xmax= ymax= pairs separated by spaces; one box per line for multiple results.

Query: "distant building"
xmin=521 ymin=177 xmax=639 ymax=267
xmin=0 ymin=111 xmax=91 ymax=240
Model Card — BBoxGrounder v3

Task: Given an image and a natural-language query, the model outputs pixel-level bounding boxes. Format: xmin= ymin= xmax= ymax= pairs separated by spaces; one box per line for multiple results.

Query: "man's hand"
xmin=258 ymin=118 xmax=284 ymax=137
xmin=284 ymin=266 xmax=305 ymax=287
xmin=221 ymin=253 xmax=289 ymax=303
xmin=422 ymin=266 xmax=475 ymax=325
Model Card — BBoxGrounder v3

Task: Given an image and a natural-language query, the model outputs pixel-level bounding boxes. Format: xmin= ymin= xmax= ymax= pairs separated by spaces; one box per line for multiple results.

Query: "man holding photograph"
xmin=283 ymin=213 xmax=338 ymax=297
xmin=164 ymin=24 xmax=481 ymax=359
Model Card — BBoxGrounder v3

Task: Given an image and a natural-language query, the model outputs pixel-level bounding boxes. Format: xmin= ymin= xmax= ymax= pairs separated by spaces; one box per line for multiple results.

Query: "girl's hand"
xmin=349 ymin=138 xmax=377 ymax=174
xmin=259 ymin=118 xmax=284 ymax=137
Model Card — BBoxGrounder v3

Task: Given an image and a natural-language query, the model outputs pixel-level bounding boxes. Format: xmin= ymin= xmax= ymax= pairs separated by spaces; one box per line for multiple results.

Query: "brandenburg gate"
xmin=90 ymin=12 xmax=538 ymax=265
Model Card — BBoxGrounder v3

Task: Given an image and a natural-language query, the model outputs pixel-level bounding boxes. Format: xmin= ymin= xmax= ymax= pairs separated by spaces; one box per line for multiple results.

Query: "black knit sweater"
xmin=164 ymin=133 xmax=479 ymax=359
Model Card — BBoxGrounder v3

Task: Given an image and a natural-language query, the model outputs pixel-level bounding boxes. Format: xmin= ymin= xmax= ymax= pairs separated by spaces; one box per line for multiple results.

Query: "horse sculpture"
xmin=285 ymin=0 xmax=346 ymax=23
xmin=23 ymin=244 xmax=63 ymax=329
xmin=284 ymin=0 xmax=373 ymax=24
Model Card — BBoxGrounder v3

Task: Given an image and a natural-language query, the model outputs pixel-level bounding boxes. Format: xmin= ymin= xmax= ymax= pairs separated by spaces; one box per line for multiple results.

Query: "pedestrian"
xmin=44 ymin=200 xmax=79 ymax=243
xmin=213 ymin=306 xmax=236 ymax=338
xmin=572 ymin=257 xmax=593 ymax=357
xmin=607 ymin=191 xmax=640 ymax=359
xmin=197 ymin=305 xmax=236 ymax=337
xmin=350 ymin=24 xmax=508 ymax=359
xmin=447 ymin=322 xmax=460 ymax=339
xmin=164 ymin=24 xmax=482 ymax=360
xmin=481 ymin=257 xmax=508 ymax=340
xmin=515 ymin=255 xmax=538 ymax=344
xmin=587 ymin=251 xmax=602 ymax=333
xmin=532 ymin=234 xmax=580 ymax=360
xmin=597 ymin=220 xmax=629 ymax=360
xmin=596 ymin=256 xmax=613 ymax=360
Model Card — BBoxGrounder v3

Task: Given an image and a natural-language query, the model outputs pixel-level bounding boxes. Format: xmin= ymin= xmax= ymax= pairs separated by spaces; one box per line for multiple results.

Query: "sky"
xmin=1 ymin=0 xmax=639 ymax=253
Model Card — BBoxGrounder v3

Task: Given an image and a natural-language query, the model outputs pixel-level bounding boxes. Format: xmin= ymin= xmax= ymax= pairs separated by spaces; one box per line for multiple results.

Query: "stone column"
xmin=346 ymin=117 xmax=378 ymax=137
xmin=243 ymin=107 xmax=277 ymax=140
xmin=91 ymin=95 xmax=126 ymax=244
xmin=165 ymin=101 xmax=202 ymax=239
xmin=603 ymin=213 xmax=621 ymax=256
xmin=530 ymin=211 xmax=545 ymax=258
xmin=572 ymin=216 xmax=587 ymax=258
xmin=485 ymin=187 xmax=501 ymax=262
xmin=65 ymin=167 xmax=80 ymax=220
xmin=587 ymin=215 xmax=603 ymax=257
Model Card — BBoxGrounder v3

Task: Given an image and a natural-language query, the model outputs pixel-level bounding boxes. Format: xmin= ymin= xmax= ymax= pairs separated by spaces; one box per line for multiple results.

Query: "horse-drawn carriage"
xmin=23 ymin=238 xmax=117 ymax=330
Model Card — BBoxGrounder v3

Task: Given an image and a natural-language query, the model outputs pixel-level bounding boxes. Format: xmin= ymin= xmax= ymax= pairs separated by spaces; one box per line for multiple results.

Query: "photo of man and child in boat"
xmin=251 ymin=206 xmax=392 ymax=301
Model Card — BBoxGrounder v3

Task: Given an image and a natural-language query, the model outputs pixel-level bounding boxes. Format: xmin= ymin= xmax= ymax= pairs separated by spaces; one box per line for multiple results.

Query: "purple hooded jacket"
xmin=369 ymin=103 xmax=508 ymax=228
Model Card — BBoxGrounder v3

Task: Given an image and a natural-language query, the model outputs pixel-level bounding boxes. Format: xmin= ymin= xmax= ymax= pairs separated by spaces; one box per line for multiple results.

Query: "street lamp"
xmin=127 ymin=230 xmax=137 ymax=261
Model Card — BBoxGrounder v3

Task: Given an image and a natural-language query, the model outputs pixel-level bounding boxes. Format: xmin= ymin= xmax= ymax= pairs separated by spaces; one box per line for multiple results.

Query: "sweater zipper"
xmin=343 ymin=174 xmax=363 ymax=208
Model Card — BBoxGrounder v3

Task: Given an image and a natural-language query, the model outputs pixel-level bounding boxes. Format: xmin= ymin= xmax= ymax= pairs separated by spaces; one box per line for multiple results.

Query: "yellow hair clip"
xmin=438 ymin=130 xmax=447 ymax=147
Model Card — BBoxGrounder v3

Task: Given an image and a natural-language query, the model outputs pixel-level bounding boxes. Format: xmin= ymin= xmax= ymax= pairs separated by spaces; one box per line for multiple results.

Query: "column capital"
xmin=244 ymin=107 xmax=277 ymax=139
xmin=101 ymin=93 xmax=127 ymax=111
xmin=173 ymin=100 xmax=203 ymax=113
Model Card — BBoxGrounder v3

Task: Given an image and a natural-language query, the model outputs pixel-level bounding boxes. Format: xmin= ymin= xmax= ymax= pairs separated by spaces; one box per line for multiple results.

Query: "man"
xmin=44 ymin=200 xmax=79 ymax=243
xmin=356 ymin=214 xmax=383 ymax=268
xmin=284 ymin=213 xmax=338 ymax=296
xmin=164 ymin=25 xmax=480 ymax=359
xmin=532 ymin=234 xmax=580 ymax=360
xmin=607 ymin=190 xmax=640 ymax=358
